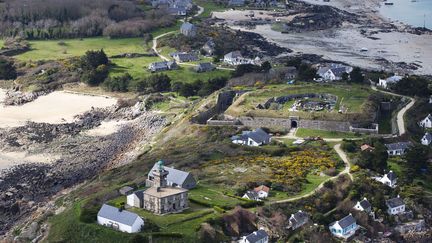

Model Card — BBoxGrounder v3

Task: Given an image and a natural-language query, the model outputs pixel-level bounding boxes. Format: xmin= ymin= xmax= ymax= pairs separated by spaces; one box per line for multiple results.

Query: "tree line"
xmin=0 ymin=0 xmax=175 ymax=39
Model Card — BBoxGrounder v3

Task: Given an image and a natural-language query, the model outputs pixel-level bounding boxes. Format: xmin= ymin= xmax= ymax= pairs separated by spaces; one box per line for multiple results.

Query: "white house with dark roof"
xmin=353 ymin=197 xmax=372 ymax=213
xmin=378 ymin=75 xmax=403 ymax=89
xmin=172 ymin=52 xmax=198 ymax=62
xmin=195 ymin=62 xmax=215 ymax=73
xmin=231 ymin=128 xmax=272 ymax=147
xmin=376 ymin=171 xmax=397 ymax=188
xmin=97 ymin=204 xmax=144 ymax=233
xmin=421 ymin=132 xmax=432 ymax=146
xmin=288 ymin=210 xmax=309 ymax=230
xmin=202 ymin=39 xmax=216 ymax=56
xmin=243 ymin=190 xmax=260 ymax=201
xmin=386 ymin=196 xmax=406 ymax=215
xmin=419 ymin=114 xmax=432 ymax=128
xmin=146 ymin=162 xmax=196 ymax=189
xmin=317 ymin=63 xmax=352 ymax=81
xmin=329 ymin=214 xmax=358 ymax=239
xmin=148 ymin=61 xmax=178 ymax=72
xmin=223 ymin=51 xmax=255 ymax=66
xmin=385 ymin=142 xmax=412 ymax=156
xmin=239 ymin=229 xmax=269 ymax=243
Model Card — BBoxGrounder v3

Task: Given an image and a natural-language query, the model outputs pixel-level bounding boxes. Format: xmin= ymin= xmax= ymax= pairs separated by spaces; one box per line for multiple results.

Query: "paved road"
xmin=269 ymin=143 xmax=352 ymax=204
xmin=371 ymin=84 xmax=415 ymax=136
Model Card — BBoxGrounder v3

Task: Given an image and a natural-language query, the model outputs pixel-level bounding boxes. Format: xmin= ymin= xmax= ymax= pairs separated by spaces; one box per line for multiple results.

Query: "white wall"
xmin=97 ymin=216 xmax=144 ymax=233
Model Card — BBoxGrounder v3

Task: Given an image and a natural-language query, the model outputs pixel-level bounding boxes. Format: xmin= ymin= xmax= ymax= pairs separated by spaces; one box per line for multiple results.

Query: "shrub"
xmin=103 ymin=73 xmax=132 ymax=92
xmin=79 ymin=205 xmax=99 ymax=223
xmin=0 ymin=58 xmax=17 ymax=80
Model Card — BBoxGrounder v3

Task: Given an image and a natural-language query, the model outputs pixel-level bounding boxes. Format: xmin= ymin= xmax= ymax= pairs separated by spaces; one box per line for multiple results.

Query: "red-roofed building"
xmin=254 ymin=185 xmax=270 ymax=199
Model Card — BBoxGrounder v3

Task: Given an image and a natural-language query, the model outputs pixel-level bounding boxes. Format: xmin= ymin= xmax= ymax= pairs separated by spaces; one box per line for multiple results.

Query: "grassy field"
xmin=188 ymin=184 xmax=245 ymax=208
xmin=226 ymin=83 xmax=374 ymax=121
xmin=15 ymin=37 xmax=149 ymax=61
xmin=295 ymin=128 xmax=363 ymax=139
xmin=194 ymin=0 xmax=229 ymax=18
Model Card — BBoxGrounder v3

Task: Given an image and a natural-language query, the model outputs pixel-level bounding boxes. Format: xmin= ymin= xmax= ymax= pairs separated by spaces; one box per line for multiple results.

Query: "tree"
xmin=147 ymin=74 xmax=171 ymax=92
xmin=403 ymin=145 xmax=429 ymax=180
xmin=392 ymin=76 xmax=431 ymax=97
xmin=232 ymin=64 xmax=261 ymax=77
xmin=0 ymin=58 xmax=17 ymax=80
xmin=350 ymin=67 xmax=364 ymax=83
xmin=80 ymin=49 xmax=109 ymax=70
xmin=357 ymin=143 xmax=388 ymax=173
xmin=103 ymin=73 xmax=131 ymax=92
xmin=82 ymin=64 xmax=109 ymax=86
xmin=297 ymin=63 xmax=316 ymax=81
xmin=260 ymin=61 xmax=272 ymax=73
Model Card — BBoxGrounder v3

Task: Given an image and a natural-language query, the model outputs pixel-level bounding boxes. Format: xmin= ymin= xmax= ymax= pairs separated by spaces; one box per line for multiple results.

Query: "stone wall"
xmin=237 ymin=116 xmax=351 ymax=132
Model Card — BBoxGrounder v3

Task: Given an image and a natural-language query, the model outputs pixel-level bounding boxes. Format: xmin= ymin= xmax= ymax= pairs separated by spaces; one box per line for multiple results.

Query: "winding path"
xmin=371 ymin=84 xmax=415 ymax=136
xmin=269 ymin=143 xmax=352 ymax=204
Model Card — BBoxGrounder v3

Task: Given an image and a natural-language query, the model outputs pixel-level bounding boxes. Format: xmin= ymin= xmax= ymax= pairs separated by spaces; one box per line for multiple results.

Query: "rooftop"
xmin=144 ymin=186 xmax=187 ymax=198
xmin=387 ymin=197 xmax=405 ymax=208
xmin=97 ymin=204 xmax=141 ymax=226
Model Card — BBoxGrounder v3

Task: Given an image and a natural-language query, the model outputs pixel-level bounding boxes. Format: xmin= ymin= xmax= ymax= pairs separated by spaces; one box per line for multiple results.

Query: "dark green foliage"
xmin=128 ymin=235 xmax=147 ymax=243
xmin=174 ymin=77 xmax=227 ymax=97
xmin=403 ymin=145 xmax=430 ymax=180
xmin=0 ymin=57 xmax=17 ymax=80
xmin=232 ymin=64 xmax=262 ymax=77
xmin=103 ymin=73 xmax=132 ymax=92
xmin=297 ymin=63 xmax=316 ymax=81
xmin=80 ymin=49 xmax=109 ymax=70
xmin=260 ymin=61 xmax=272 ymax=73
xmin=392 ymin=76 xmax=431 ymax=97
xmin=349 ymin=67 xmax=364 ymax=83
xmin=79 ymin=205 xmax=99 ymax=223
xmin=341 ymin=140 xmax=357 ymax=153
xmin=146 ymin=74 xmax=171 ymax=92
xmin=357 ymin=143 xmax=388 ymax=173
xmin=80 ymin=50 xmax=110 ymax=86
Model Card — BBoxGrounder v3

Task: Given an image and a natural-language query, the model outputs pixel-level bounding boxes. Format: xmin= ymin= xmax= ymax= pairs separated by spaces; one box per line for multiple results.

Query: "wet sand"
xmin=0 ymin=151 xmax=60 ymax=171
xmin=0 ymin=89 xmax=117 ymax=128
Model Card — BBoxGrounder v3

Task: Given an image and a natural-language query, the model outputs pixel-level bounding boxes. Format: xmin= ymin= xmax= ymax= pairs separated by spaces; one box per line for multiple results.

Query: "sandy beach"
xmin=0 ymin=151 xmax=60 ymax=171
xmin=0 ymin=89 xmax=117 ymax=128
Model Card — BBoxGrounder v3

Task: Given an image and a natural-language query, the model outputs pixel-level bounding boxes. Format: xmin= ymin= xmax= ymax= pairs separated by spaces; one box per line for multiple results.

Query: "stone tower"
xmin=152 ymin=160 xmax=169 ymax=188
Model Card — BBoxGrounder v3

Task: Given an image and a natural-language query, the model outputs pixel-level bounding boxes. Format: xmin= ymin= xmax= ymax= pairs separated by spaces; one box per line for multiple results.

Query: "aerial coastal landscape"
xmin=0 ymin=0 xmax=431 ymax=242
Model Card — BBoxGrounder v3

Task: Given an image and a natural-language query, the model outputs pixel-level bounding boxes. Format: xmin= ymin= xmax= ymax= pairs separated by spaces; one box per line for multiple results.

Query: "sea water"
xmin=379 ymin=0 xmax=432 ymax=29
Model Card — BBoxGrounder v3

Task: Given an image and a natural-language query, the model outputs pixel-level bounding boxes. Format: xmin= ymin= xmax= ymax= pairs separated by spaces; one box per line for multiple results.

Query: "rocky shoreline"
xmin=0 ymin=101 xmax=166 ymax=237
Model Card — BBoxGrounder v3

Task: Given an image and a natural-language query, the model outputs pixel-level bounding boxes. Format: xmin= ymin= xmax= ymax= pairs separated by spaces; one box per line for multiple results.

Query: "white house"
xmin=386 ymin=196 xmax=405 ymax=215
xmin=421 ymin=132 xmax=432 ymax=146
xmin=377 ymin=171 xmax=397 ymax=188
xmin=378 ymin=75 xmax=403 ymax=89
xmin=238 ymin=229 xmax=269 ymax=243
xmin=419 ymin=114 xmax=432 ymax=128
xmin=317 ymin=64 xmax=352 ymax=81
xmin=329 ymin=214 xmax=358 ymax=239
xmin=97 ymin=204 xmax=144 ymax=233
xmin=385 ymin=142 xmax=412 ymax=156
xmin=224 ymin=51 xmax=255 ymax=66
xmin=127 ymin=190 xmax=144 ymax=208
xmin=231 ymin=128 xmax=272 ymax=147
xmin=288 ymin=210 xmax=309 ymax=230
xmin=243 ymin=191 xmax=260 ymax=201
xmin=254 ymin=185 xmax=270 ymax=199
xmin=353 ymin=197 xmax=372 ymax=213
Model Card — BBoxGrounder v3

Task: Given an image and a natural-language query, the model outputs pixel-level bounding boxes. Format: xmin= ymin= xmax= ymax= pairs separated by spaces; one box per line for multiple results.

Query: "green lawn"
xmin=194 ymin=0 xmax=229 ymax=18
xmin=295 ymin=128 xmax=363 ymax=139
xmin=188 ymin=184 xmax=245 ymax=208
xmin=0 ymin=40 xmax=4 ymax=49
xmin=15 ymin=37 xmax=149 ymax=61
xmin=387 ymin=157 xmax=404 ymax=175
xmin=226 ymin=83 xmax=375 ymax=121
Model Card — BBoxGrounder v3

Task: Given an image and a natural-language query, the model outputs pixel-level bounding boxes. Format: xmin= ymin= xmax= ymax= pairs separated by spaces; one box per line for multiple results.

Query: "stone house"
xmin=317 ymin=63 xmax=352 ymax=81
xmin=146 ymin=161 xmax=197 ymax=189
xmin=172 ymin=52 xmax=198 ymax=62
xmin=195 ymin=62 xmax=215 ymax=72
xmin=127 ymin=161 xmax=189 ymax=215
xmin=148 ymin=61 xmax=178 ymax=72
xmin=180 ymin=22 xmax=197 ymax=37
xmin=97 ymin=204 xmax=144 ymax=233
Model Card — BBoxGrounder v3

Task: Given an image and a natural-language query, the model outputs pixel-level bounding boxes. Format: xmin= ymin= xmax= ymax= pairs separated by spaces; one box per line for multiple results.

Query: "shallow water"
xmin=379 ymin=0 xmax=432 ymax=28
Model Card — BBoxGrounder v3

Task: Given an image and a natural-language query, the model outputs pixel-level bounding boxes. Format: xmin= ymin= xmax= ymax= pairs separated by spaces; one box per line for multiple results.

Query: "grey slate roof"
xmin=331 ymin=214 xmax=356 ymax=228
xmin=385 ymin=75 xmax=403 ymax=83
xmin=148 ymin=163 xmax=193 ymax=186
xmin=385 ymin=142 xmax=412 ymax=151
xmin=244 ymin=190 xmax=259 ymax=200
xmin=387 ymin=197 xmax=405 ymax=208
xmin=291 ymin=210 xmax=308 ymax=223
xmin=423 ymin=132 xmax=432 ymax=141
xmin=181 ymin=22 xmax=195 ymax=32
xmin=225 ymin=51 xmax=242 ymax=59
xmin=359 ymin=199 xmax=371 ymax=210
xmin=196 ymin=62 xmax=214 ymax=72
xmin=119 ymin=186 xmax=134 ymax=195
xmin=386 ymin=171 xmax=397 ymax=181
xmin=98 ymin=204 xmax=141 ymax=226
xmin=232 ymin=128 xmax=271 ymax=144
xmin=244 ymin=229 xmax=268 ymax=243
xmin=132 ymin=189 xmax=145 ymax=199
